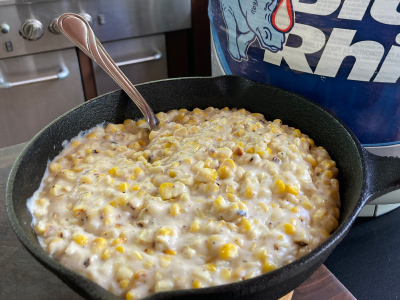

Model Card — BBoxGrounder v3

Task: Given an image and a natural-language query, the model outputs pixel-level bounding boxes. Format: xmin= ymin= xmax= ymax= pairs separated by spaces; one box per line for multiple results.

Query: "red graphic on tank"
xmin=272 ymin=0 xmax=294 ymax=33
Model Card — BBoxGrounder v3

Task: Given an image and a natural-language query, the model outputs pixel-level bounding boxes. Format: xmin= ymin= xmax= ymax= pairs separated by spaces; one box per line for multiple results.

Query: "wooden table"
xmin=0 ymin=143 xmax=355 ymax=300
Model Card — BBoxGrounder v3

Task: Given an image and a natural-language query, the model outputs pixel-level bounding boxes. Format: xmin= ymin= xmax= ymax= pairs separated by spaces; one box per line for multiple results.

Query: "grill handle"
xmin=0 ymin=67 xmax=69 ymax=89
xmin=115 ymin=51 xmax=162 ymax=67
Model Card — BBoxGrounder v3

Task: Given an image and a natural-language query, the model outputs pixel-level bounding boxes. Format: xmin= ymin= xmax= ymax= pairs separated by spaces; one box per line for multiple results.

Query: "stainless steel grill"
xmin=0 ymin=0 xmax=191 ymax=148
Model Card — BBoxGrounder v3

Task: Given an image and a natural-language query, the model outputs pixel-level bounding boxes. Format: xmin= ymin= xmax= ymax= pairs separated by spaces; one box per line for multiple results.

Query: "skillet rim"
xmin=6 ymin=75 xmax=367 ymax=300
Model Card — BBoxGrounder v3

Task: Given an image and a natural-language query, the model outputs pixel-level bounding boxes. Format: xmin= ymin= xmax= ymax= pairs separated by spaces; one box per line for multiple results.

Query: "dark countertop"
xmin=325 ymin=209 xmax=400 ymax=300
xmin=1 ymin=143 xmax=399 ymax=300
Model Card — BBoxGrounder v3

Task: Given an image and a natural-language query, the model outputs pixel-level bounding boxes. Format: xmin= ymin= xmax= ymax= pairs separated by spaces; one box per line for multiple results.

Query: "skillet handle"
xmin=363 ymin=148 xmax=400 ymax=204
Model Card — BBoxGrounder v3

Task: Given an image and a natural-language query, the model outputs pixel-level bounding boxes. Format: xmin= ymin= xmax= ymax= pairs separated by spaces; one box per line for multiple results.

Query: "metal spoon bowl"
xmin=57 ymin=13 xmax=159 ymax=130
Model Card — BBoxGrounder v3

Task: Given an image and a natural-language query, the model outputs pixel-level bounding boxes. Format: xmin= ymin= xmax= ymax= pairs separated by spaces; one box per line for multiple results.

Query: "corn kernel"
xmin=133 ymin=167 xmax=144 ymax=177
xmin=136 ymin=119 xmax=146 ymax=126
xmin=170 ymin=203 xmax=182 ymax=216
xmin=205 ymin=264 xmax=217 ymax=272
xmin=104 ymin=217 xmax=112 ymax=225
xmin=213 ymin=196 xmax=227 ymax=210
xmin=237 ymin=129 xmax=246 ymax=137
xmin=167 ymin=170 xmax=177 ymax=179
xmin=179 ymin=192 xmax=190 ymax=202
xmin=225 ymin=193 xmax=236 ymax=202
xmin=91 ymin=237 xmax=106 ymax=253
xmin=128 ymin=142 xmax=142 ymax=151
xmin=245 ymin=187 xmax=255 ymax=199
xmin=175 ymin=127 xmax=188 ymax=137
xmin=105 ymin=150 xmax=116 ymax=158
xmin=233 ymin=145 xmax=244 ymax=156
xmin=119 ymin=182 xmax=130 ymax=192
xmin=49 ymin=184 xmax=62 ymax=197
xmin=322 ymin=170 xmax=333 ymax=179
xmin=291 ymin=207 xmax=300 ymax=213
xmin=259 ymin=203 xmax=269 ymax=212
xmin=71 ymin=141 xmax=80 ymax=147
xmin=103 ymin=205 xmax=114 ymax=216
xmin=192 ymin=280 xmax=202 ymax=289
xmin=164 ymin=249 xmax=177 ymax=255
xmin=159 ymin=182 xmax=174 ymax=200
xmin=133 ymin=251 xmax=143 ymax=260
xmin=116 ymin=246 xmax=124 ymax=253
xmin=218 ymin=166 xmax=233 ymax=180
xmin=307 ymin=155 xmax=318 ymax=167
xmin=221 ymin=159 xmax=235 ymax=169
xmin=190 ymin=219 xmax=200 ymax=232
xmin=80 ymin=175 xmax=92 ymax=184
xmin=284 ymin=223 xmax=296 ymax=234
xmin=308 ymin=138 xmax=315 ymax=147
xmin=249 ymin=242 xmax=257 ymax=251
xmin=239 ymin=219 xmax=252 ymax=232
xmin=112 ymin=238 xmax=127 ymax=246
xmin=246 ymin=147 xmax=255 ymax=154
xmin=73 ymin=204 xmax=86 ymax=217
xmin=133 ymin=270 xmax=146 ymax=281
xmin=272 ymin=179 xmax=286 ymax=193
xmin=158 ymin=227 xmax=173 ymax=236
xmin=270 ymin=127 xmax=282 ymax=134
xmin=101 ymin=249 xmax=111 ymax=260
xmin=118 ymin=279 xmax=129 ymax=289
xmin=220 ymin=268 xmax=232 ymax=280
xmin=197 ymin=168 xmax=218 ymax=183
xmin=219 ymin=243 xmax=238 ymax=260
xmin=116 ymin=194 xmax=128 ymax=206
xmin=205 ymin=182 xmax=219 ymax=193
xmin=321 ymin=159 xmax=335 ymax=169
xmin=48 ymin=237 xmax=63 ymax=254
xmin=144 ymin=261 xmax=154 ymax=269
xmin=72 ymin=233 xmax=88 ymax=246
xmin=126 ymin=290 xmax=136 ymax=300
xmin=160 ymin=255 xmax=172 ymax=269
xmin=183 ymin=157 xmax=192 ymax=165
xmin=48 ymin=163 xmax=61 ymax=173
xmin=208 ymin=148 xmax=218 ymax=158
xmin=34 ymin=221 xmax=46 ymax=234
xmin=302 ymin=200 xmax=314 ymax=210
xmin=129 ymin=185 xmax=139 ymax=192
xmin=286 ymin=185 xmax=299 ymax=196
xmin=108 ymin=166 xmax=118 ymax=176
xmin=313 ymin=208 xmax=328 ymax=224
xmin=36 ymin=198 xmax=49 ymax=207
xmin=263 ymin=261 xmax=278 ymax=273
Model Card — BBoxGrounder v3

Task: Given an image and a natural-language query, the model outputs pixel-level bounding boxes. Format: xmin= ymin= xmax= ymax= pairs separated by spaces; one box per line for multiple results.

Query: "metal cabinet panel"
xmin=0 ymin=48 xmax=85 ymax=148
xmin=93 ymin=34 xmax=168 ymax=95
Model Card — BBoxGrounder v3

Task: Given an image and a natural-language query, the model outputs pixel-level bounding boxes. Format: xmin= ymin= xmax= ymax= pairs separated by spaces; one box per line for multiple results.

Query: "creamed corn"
xmin=28 ymin=107 xmax=340 ymax=299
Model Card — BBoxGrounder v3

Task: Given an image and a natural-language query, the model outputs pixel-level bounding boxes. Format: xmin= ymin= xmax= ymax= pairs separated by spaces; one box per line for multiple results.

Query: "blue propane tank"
xmin=209 ymin=0 xmax=400 ymax=216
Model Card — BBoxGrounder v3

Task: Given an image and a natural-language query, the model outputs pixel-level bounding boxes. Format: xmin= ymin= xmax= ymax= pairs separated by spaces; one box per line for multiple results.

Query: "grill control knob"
xmin=20 ymin=19 xmax=44 ymax=41
xmin=48 ymin=18 xmax=62 ymax=34
xmin=1 ymin=23 xmax=10 ymax=34
xmin=78 ymin=13 xmax=93 ymax=27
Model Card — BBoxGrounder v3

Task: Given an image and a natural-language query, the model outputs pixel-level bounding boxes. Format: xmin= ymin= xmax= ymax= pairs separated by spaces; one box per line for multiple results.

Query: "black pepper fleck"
xmin=83 ymin=258 xmax=90 ymax=268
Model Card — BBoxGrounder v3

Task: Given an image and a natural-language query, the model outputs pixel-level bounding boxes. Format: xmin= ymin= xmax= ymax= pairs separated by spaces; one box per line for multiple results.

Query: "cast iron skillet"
xmin=6 ymin=76 xmax=400 ymax=300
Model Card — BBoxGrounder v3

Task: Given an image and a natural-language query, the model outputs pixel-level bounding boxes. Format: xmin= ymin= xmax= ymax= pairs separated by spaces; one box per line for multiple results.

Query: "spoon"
xmin=57 ymin=13 xmax=159 ymax=130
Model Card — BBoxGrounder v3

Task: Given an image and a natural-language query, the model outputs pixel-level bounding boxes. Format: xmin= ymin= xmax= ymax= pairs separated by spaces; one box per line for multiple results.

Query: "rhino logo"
xmin=220 ymin=0 xmax=294 ymax=61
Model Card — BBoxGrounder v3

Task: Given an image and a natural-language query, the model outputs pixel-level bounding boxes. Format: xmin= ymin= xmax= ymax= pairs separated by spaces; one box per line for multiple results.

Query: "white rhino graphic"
xmin=220 ymin=0 xmax=294 ymax=61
